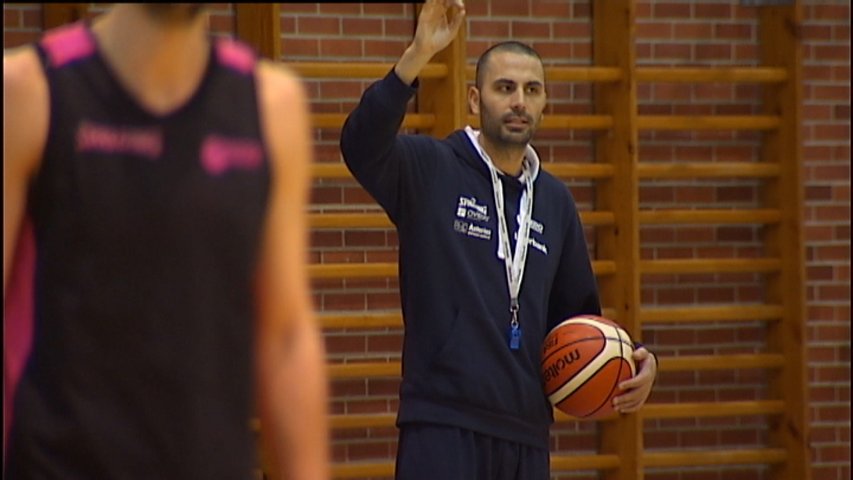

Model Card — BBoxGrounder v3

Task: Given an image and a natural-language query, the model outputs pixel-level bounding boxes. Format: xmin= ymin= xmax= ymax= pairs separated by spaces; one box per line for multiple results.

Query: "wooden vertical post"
xmin=42 ymin=3 xmax=87 ymax=30
xmin=417 ymin=7 xmax=468 ymax=137
xmin=592 ymin=1 xmax=643 ymax=480
xmin=235 ymin=4 xmax=281 ymax=61
xmin=759 ymin=2 xmax=812 ymax=480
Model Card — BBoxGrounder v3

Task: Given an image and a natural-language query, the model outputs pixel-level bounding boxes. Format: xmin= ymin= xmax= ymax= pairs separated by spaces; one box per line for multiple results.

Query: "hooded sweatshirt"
xmin=340 ymin=69 xmax=601 ymax=449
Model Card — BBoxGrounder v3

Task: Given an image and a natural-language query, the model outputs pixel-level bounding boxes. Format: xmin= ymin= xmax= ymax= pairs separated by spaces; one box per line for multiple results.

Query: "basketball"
xmin=541 ymin=315 xmax=636 ymax=419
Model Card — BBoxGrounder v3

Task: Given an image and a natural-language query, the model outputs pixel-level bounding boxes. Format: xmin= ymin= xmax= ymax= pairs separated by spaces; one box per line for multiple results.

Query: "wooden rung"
xmin=580 ymin=211 xmax=615 ymax=226
xmin=330 ymin=454 xmax=624 ymax=478
xmin=312 ymin=162 xmax=616 ymax=180
xmin=637 ymin=162 xmax=780 ymax=179
xmin=331 ymin=413 xmax=394 ymax=429
xmin=326 ymin=354 xmax=788 ymax=380
xmin=658 ymin=354 xmax=785 ymax=372
xmin=332 ymin=462 xmax=394 ymax=479
xmin=310 ymin=213 xmax=391 ymax=229
xmin=320 ymin=312 xmax=402 ymax=329
xmin=464 ymin=65 xmax=623 ymax=82
xmin=643 ymin=448 xmax=787 ymax=468
xmin=311 ymin=261 xmax=616 ymax=279
xmin=640 ymin=400 xmax=786 ymax=419
xmin=544 ymin=163 xmax=615 ymax=178
xmin=325 ymin=400 xmax=787 ymax=431
xmin=296 ymin=400 xmax=789 ymax=432
xmin=288 ymin=61 xmax=448 ymax=79
xmin=312 ymin=163 xmax=352 ymax=179
xmin=638 ymin=209 xmax=781 ymax=225
xmin=309 ymin=263 xmax=397 ymax=279
xmin=327 ymin=450 xmax=789 ymax=477
xmin=540 ymin=115 xmax=613 ymax=130
xmin=319 ymin=306 xmax=618 ymax=331
xmin=309 ymin=211 xmax=614 ymax=229
xmin=637 ymin=115 xmax=780 ymax=131
xmin=550 ymin=454 xmax=621 ymax=471
xmin=467 ymin=114 xmax=614 ymax=130
xmin=638 ymin=305 xmax=784 ymax=323
xmin=328 ymin=362 xmax=400 ymax=379
xmin=639 ymin=258 xmax=781 ymax=274
xmin=636 ymin=67 xmax=788 ymax=83
xmin=312 ymin=113 xmax=434 ymax=129
xmin=593 ymin=260 xmax=616 ymax=275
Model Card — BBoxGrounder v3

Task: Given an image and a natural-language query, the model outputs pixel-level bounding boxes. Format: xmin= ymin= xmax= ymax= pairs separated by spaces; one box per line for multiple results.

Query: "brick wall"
xmin=3 ymin=2 xmax=848 ymax=480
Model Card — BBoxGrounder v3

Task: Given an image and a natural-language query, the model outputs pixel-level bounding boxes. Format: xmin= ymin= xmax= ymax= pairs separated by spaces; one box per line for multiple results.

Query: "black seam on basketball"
xmin=556 ymin=357 xmax=623 ymax=417
xmin=541 ymin=336 xmax=607 ymax=365
xmin=541 ymin=336 xmax=632 ymax=365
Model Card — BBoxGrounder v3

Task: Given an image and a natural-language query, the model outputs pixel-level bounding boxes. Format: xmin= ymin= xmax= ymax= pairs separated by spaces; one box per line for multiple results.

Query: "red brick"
xmin=341 ymin=17 xmax=382 ymax=36
xmin=362 ymin=3 xmax=411 ymax=16
xmin=3 ymin=30 xmax=39 ymax=47
xmin=530 ymin=1 xmax=573 ymax=17
xmin=810 ymin=4 xmax=850 ymax=21
xmin=4 ymin=7 xmax=19 ymax=28
xmin=322 ymin=292 xmax=366 ymax=311
xmin=695 ymin=3 xmax=733 ymax=18
xmin=511 ymin=20 xmax=550 ymax=39
xmin=311 ymin=231 xmax=343 ymax=249
xmin=282 ymin=38 xmax=320 ymax=57
xmin=653 ymin=3 xmax=691 ymax=18
xmin=637 ymin=22 xmax=673 ymax=39
xmin=364 ymin=39 xmax=409 ymax=59
xmin=384 ymin=17 xmax=414 ymax=37
xmin=325 ymin=335 xmax=367 ymax=356
xmin=298 ymin=16 xmax=340 ymax=35
xmin=813 ymin=44 xmax=850 ymax=61
xmin=320 ymin=38 xmax=363 ymax=57
xmin=674 ymin=23 xmax=713 ymax=39
xmin=695 ymin=43 xmax=733 ymax=61
xmin=490 ymin=0 xmax=530 ymax=17
xmin=318 ymin=3 xmax=361 ymax=15
xmin=366 ymin=293 xmax=400 ymax=310
xmin=366 ymin=333 xmax=402 ymax=353
xmin=344 ymin=231 xmax=387 ymax=248
xmin=279 ymin=4 xmax=318 ymax=14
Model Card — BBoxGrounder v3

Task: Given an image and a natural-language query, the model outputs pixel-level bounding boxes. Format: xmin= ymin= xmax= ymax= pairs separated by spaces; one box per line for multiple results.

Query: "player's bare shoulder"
xmin=255 ymin=59 xmax=309 ymax=114
xmin=4 ymin=44 xmax=50 ymax=176
xmin=4 ymin=44 xmax=47 ymax=104
xmin=254 ymin=59 xmax=312 ymax=171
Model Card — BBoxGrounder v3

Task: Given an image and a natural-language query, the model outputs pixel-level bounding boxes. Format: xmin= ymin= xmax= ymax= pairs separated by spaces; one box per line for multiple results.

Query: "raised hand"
xmin=412 ymin=0 xmax=466 ymax=58
xmin=394 ymin=0 xmax=466 ymax=85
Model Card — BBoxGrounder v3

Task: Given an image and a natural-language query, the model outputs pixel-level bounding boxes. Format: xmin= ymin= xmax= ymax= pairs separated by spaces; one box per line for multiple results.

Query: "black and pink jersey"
xmin=5 ymin=21 xmax=270 ymax=479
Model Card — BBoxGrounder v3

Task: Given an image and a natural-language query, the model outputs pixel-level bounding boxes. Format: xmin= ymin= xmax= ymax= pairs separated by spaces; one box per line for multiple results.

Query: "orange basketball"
xmin=541 ymin=315 xmax=636 ymax=419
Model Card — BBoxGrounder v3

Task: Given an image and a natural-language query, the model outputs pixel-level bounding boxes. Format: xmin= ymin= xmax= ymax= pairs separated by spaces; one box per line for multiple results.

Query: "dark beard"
xmin=481 ymin=113 xmax=536 ymax=148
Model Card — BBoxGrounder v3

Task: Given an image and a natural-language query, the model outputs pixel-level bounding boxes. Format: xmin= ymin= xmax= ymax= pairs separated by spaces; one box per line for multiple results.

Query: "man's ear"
xmin=467 ymin=85 xmax=480 ymax=115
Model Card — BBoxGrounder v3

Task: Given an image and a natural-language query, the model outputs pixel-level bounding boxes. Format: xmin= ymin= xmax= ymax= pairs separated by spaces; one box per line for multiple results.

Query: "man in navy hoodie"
xmin=340 ymin=0 xmax=658 ymax=478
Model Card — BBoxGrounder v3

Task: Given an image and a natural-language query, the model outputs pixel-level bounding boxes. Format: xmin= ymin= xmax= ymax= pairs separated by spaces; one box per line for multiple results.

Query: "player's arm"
xmin=254 ymin=60 xmax=330 ymax=480
xmin=3 ymin=47 xmax=48 ymax=295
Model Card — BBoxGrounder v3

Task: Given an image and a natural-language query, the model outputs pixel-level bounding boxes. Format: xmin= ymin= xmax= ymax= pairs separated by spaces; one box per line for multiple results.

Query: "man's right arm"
xmin=339 ymin=0 xmax=465 ymax=220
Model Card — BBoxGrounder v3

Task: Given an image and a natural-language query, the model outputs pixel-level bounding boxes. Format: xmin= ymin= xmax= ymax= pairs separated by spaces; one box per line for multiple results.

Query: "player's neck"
xmin=91 ymin=4 xmax=210 ymax=116
xmin=478 ymin=135 xmax=526 ymax=177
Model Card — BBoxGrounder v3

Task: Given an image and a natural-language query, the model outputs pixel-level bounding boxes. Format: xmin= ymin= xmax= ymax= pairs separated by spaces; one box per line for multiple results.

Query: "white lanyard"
xmin=466 ymin=128 xmax=535 ymax=350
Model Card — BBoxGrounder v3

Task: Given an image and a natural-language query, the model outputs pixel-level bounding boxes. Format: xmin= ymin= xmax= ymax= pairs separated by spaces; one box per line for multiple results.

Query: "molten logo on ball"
xmin=541 ymin=315 xmax=635 ymax=419
xmin=542 ymin=348 xmax=580 ymax=385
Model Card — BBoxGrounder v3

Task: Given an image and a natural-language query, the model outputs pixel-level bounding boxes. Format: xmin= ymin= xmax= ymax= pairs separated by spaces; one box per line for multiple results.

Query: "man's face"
xmin=468 ymin=51 xmax=546 ymax=148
